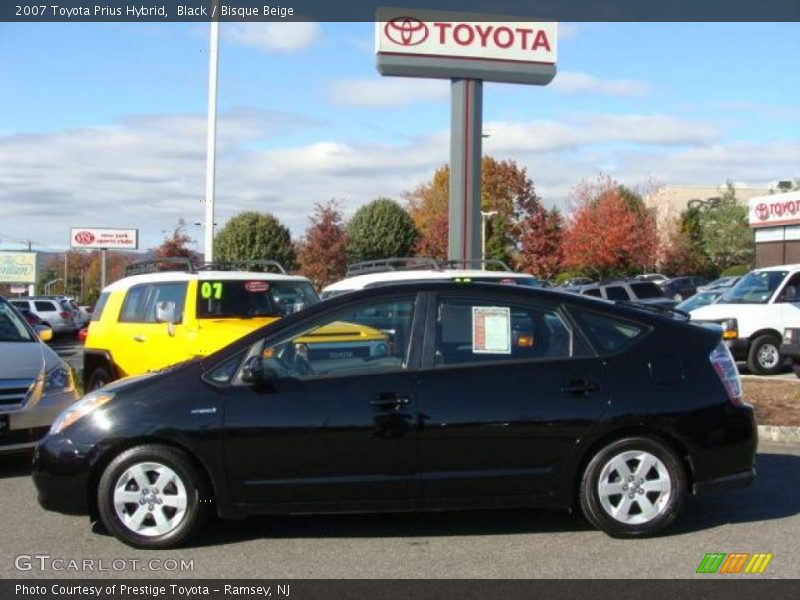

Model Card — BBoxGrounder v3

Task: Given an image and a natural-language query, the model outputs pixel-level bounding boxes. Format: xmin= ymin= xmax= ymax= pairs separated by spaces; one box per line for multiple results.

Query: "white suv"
xmin=689 ymin=264 xmax=800 ymax=375
xmin=322 ymin=258 xmax=544 ymax=298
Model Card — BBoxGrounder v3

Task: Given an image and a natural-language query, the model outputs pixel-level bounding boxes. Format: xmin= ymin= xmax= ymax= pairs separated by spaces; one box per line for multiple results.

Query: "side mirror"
xmin=241 ymin=356 xmax=264 ymax=384
xmin=35 ymin=325 xmax=53 ymax=343
xmin=155 ymin=301 xmax=179 ymax=336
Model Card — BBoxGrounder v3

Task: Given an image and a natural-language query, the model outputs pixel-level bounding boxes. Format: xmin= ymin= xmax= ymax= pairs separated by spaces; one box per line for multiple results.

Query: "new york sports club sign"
xmin=375 ymin=8 xmax=557 ymax=85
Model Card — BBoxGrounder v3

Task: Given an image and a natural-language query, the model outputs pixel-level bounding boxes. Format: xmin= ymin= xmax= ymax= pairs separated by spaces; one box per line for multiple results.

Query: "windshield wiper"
xmin=615 ymin=300 xmax=691 ymax=321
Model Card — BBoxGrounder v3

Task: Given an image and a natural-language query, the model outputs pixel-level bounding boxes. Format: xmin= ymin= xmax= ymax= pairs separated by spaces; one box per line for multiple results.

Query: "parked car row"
xmin=0 ymin=257 xmax=760 ymax=550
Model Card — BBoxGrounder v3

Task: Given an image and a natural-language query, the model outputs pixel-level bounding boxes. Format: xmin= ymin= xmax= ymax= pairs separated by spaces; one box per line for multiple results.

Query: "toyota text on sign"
xmin=377 ymin=17 xmax=557 ymax=65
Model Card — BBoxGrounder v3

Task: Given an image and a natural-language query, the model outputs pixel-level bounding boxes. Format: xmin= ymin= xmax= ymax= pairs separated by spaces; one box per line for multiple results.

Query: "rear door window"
xmin=119 ymin=285 xmax=149 ymax=323
xmin=604 ymin=286 xmax=631 ymax=301
xmin=433 ymin=298 xmax=574 ymax=366
xmin=583 ymin=288 xmax=602 ymax=298
xmin=630 ymin=282 xmax=663 ymax=299
xmin=34 ymin=301 xmax=57 ymax=312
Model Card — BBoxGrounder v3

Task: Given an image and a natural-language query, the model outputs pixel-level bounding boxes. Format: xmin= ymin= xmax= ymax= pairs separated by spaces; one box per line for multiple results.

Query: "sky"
xmin=0 ymin=21 xmax=798 ymax=253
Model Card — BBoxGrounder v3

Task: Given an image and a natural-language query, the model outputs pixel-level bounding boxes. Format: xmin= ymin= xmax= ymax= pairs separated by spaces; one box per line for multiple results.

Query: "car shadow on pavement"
xmin=192 ymin=451 xmax=800 ymax=547
xmin=0 ymin=454 xmax=33 ymax=479
xmin=675 ymin=451 xmax=800 ymax=534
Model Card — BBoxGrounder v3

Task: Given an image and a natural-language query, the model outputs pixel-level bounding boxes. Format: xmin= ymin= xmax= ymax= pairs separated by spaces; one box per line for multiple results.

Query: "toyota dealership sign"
xmin=376 ymin=8 xmax=557 ymax=84
xmin=70 ymin=227 xmax=139 ymax=250
xmin=749 ymin=192 xmax=800 ymax=228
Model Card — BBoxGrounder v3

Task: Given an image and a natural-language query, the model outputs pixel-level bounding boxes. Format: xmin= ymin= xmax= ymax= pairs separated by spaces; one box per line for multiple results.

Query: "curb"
xmin=758 ymin=425 xmax=800 ymax=444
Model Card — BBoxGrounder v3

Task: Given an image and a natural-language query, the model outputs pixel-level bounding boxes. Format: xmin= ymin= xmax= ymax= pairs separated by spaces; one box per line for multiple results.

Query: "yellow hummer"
xmin=83 ymin=260 xmax=388 ymax=391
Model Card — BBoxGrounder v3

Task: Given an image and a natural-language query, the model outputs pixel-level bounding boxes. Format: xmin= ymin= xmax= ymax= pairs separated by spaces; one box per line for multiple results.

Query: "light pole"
xmin=44 ymin=278 xmax=62 ymax=295
xmin=480 ymin=210 xmax=498 ymax=269
xmin=204 ymin=4 xmax=220 ymax=263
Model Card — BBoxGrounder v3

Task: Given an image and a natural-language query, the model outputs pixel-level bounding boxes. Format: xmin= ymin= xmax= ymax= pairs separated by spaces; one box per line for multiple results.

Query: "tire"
xmin=747 ymin=334 xmax=782 ymax=376
xmin=86 ymin=366 xmax=113 ymax=392
xmin=579 ymin=436 xmax=686 ymax=538
xmin=97 ymin=445 xmax=211 ymax=549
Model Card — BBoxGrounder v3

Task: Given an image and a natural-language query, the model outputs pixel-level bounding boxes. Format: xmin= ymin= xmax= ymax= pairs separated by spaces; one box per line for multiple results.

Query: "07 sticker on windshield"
xmin=472 ymin=306 xmax=511 ymax=354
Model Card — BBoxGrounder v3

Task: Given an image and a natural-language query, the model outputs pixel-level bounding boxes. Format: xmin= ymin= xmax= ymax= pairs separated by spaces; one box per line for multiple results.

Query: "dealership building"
xmin=748 ymin=191 xmax=800 ymax=267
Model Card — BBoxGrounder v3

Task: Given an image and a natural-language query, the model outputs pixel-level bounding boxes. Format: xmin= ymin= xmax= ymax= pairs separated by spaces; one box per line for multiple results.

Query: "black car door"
xmin=222 ymin=293 xmax=425 ymax=509
xmin=415 ymin=291 xmax=610 ymax=503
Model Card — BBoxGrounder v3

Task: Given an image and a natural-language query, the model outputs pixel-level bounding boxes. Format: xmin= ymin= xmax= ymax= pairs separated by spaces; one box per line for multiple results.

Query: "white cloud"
xmin=328 ymin=78 xmax=450 ymax=107
xmin=1 ymin=110 xmax=795 ymax=252
xmin=224 ymin=22 xmax=322 ymax=53
xmin=551 ymin=71 xmax=651 ymax=97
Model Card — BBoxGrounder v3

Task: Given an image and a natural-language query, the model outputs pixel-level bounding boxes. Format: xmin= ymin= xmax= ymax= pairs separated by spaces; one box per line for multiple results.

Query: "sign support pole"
xmin=100 ymin=249 xmax=107 ymax=290
xmin=448 ymin=78 xmax=483 ymax=263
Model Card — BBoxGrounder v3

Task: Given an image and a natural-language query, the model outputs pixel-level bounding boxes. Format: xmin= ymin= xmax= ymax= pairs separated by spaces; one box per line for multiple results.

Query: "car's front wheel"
xmin=86 ymin=366 xmax=113 ymax=392
xmin=747 ymin=334 xmax=782 ymax=375
xmin=579 ymin=437 xmax=686 ymax=538
xmin=97 ymin=445 xmax=210 ymax=549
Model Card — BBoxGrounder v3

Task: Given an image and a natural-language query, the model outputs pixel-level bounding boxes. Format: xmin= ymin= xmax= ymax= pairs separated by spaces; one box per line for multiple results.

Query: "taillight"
xmin=60 ymin=311 xmax=71 ymax=319
xmin=709 ymin=342 xmax=743 ymax=405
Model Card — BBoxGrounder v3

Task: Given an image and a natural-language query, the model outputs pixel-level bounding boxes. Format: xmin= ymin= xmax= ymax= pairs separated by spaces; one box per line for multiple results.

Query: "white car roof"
xmin=322 ymin=269 xmax=535 ymax=293
xmin=755 ymin=264 xmax=800 ymax=272
xmin=104 ymin=270 xmax=312 ymax=293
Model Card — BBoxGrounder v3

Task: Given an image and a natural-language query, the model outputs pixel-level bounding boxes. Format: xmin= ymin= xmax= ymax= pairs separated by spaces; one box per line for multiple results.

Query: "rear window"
xmin=9 ymin=300 xmax=28 ymax=310
xmin=583 ymin=288 xmax=602 ymax=298
xmin=91 ymin=293 xmax=110 ymax=322
xmin=571 ymin=310 xmax=646 ymax=354
xmin=196 ymin=279 xmax=320 ymax=319
xmin=34 ymin=301 xmax=57 ymax=312
xmin=630 ymin=282 xmax=664 ymax=299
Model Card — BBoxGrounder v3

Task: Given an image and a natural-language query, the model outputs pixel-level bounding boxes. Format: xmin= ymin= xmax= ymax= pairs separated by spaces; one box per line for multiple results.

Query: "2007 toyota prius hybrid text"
xmin=32 ymin=282 xmax=756 ymax=549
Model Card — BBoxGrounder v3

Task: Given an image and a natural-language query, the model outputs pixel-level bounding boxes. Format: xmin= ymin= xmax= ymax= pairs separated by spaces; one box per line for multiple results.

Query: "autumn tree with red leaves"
xmin=406 ymin=157 xmax=543 ymax=263
xmin=517 ymin=207 xmax=564 ymax=279
xmin=562 ymin=176 xmax=659 ymax=278
xmin=297 ymin=200 xmax=348 ymax=288
xmin=154 ymin=219 xmax=194 ymax=259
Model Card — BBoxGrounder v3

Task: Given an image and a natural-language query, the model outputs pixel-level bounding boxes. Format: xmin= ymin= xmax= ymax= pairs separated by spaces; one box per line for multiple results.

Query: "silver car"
xmin=0 ymin=298 xmax=79 ymax=453
xmin=9 ymin=297 xmax=78 ymax=334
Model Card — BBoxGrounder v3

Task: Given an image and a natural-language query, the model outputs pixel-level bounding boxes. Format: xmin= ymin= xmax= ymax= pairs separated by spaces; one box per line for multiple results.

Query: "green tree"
xmin=346 ymin=198 xmax=419 ymax=262
xmin=697 ymin=185 xmax=754 ymax=272
xmin=214 ymin=211 xmax=295 ymax=270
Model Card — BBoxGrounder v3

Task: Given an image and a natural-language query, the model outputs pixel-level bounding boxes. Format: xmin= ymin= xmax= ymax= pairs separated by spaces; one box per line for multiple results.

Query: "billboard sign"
xmin=375 ymin=8 xmax=557 ymax=85
xmin=0 ymin=252 xmax=37 ymax=284
xmin=70 ymin=228 xmax=139 ymax=250
xmin=749 ymin=192 xmax=800 ymax=228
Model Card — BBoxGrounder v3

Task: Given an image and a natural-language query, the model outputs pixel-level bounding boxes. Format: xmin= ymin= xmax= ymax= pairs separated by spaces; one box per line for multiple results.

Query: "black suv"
xmin=34 ymin=282 xmax=756 ymax=548
xmin=660 ymin=277 xmax=708 ymax=302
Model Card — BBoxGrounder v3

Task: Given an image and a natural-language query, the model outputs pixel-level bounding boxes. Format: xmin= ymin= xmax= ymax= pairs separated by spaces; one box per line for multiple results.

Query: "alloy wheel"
xmin=113 ymin=462 xmax=188 ymax=537
xmin=758 ymin=343 xmax=779 ymax=370
xmin=596 ymin=450 xmax=672 ymax=525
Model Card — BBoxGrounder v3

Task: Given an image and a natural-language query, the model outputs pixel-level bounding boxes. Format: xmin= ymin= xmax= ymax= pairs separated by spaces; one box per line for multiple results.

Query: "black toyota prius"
xmin=32 ymin=282 xmax=756 ymax=548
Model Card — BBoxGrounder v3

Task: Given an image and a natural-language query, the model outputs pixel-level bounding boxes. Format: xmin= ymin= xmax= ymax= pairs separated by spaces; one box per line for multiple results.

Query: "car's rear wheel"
xmin=97 ymin=445 xmax=210 ymax=549
xmin=579 ymin=437 xmax=686 ymax=538
xmin=86 ymin=366 xmax=112 ymax=392
xmin=747 ymin=334 xmax=782 ymax=375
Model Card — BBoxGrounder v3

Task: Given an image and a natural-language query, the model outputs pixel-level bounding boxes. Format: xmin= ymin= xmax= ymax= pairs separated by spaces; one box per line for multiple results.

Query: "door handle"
xmin=133 ymin=335 xmax=146 ymax=342
xmin=560 ymin=378 xmax=601 ymax=395
xmin=370 ymin=393 xmax=412 ymax=410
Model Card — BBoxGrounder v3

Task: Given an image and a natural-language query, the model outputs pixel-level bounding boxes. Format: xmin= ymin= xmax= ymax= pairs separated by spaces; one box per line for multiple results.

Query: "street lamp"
xmin=480 ymin=210 xmax=498 ymax=269
xmin=203 ymin=2 xmax=220 ymax=263
xmin=44 ymin=278 xmax=62 ymax=295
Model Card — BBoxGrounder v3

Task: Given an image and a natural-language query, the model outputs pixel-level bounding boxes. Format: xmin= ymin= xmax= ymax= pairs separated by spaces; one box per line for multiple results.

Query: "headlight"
xmin=43 ymin=365 xmax=75 ymax=393
xmin=49 ymin=392 xmax=114 ymax=435
xmin=719 ymin=318 xmax=738 ymax=340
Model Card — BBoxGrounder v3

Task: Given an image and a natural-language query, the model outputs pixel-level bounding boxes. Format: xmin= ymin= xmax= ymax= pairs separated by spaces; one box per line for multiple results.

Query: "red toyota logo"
xmin=74 ymin=231 xmax=95 ymax=245
xmin=755 ymin=203 xmax=770 ymax=221
xmin=384 ymin=17 xmax=429 ymax=46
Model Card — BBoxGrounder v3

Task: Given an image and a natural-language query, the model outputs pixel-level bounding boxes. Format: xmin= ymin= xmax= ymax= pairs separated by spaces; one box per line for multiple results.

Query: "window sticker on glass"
xmin=472 ymin=306 xmax=511 ymax=354
xmin=245 ymin=281 xmax=270 ymax=293
xmin=200 ymin=281 xmax=223 ymax=300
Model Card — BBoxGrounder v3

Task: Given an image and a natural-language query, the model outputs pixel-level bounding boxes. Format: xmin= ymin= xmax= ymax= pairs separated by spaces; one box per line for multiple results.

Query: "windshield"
xmin=196 ymin=279 xmax=320 ymax=319
xmin=677 ymin=291 xmax=721 ymax=312
xmin=720 ymin=271 xmax=786 ymax=304
xmin=0 ymin=300 xmax=35 ymax=342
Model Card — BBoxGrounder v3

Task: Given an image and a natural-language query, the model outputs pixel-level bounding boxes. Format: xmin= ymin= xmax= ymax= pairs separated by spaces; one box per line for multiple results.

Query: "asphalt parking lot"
xmin=1 ymin=443 xmax=798 ymax=579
